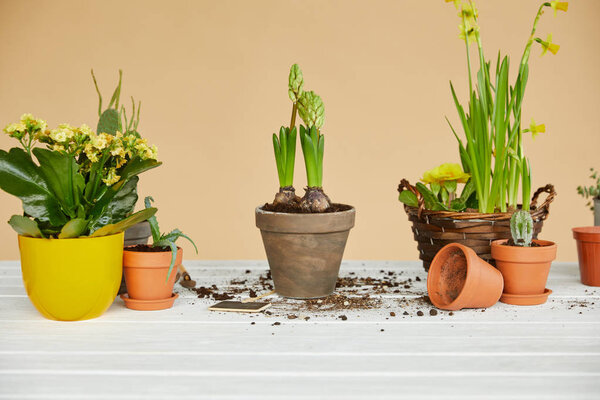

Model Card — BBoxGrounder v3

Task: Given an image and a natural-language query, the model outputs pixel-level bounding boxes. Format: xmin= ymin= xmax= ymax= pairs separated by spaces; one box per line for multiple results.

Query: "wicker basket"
xmin=397 ymin=180 xmax=556 ymax=271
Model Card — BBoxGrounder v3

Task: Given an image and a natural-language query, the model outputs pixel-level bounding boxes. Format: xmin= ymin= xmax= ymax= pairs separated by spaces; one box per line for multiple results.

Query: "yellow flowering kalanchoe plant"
xmin=0 ymin=109 xmax=161 ymax=238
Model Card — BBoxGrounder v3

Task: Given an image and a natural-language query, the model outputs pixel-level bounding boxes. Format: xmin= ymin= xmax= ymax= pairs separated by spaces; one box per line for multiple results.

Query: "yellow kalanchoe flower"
xmin=537 ymin=33 xmax=560 ymax=56
xmin=422 ymin=163 xmax=470 ymax=184
xmin=102 ymin=167 xmax=120 ymax=186
xmin=550 ymin=1 xmax=568 ymax=16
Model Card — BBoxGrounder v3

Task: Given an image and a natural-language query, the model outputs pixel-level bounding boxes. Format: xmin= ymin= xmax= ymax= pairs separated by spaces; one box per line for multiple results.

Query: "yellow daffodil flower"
xmin=459 ymin=2 xmax=478 ymax=24
xmin=422 ymin=163 xmax=470 ymax=184
xmin=536 ymin=33 xmax=560 ymax=56
xmin=459 ymin=20 xmax=478 ymax=42
xmin=550 ymin=1 xmax=568 ymax=16
xmin=526 ymin=118 xmax=546 ymax=139
xmin=445 ymin=0 xmax=460 ymax=9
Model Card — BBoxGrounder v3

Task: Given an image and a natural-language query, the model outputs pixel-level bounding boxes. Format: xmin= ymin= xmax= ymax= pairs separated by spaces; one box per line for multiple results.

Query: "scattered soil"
xmin=261 ymin=202 xmax=353 ymax=214
xmin=429 ymin=309 xmax=438 ymax=316
xmin=125 ymin=244 xmax=174 ymax=252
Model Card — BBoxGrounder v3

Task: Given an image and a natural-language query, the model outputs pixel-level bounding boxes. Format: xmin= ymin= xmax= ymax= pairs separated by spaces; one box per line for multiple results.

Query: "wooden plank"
xmin=0 ymin=375 xmax=598 ymax=399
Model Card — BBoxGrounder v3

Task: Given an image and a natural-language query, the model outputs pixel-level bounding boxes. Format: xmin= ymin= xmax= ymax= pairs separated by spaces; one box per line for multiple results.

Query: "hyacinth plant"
xmin=271 ymin=65 xmax=302 ymax=206
xmin=0 ymin=100 xmax=161 ymax=238
xmin=444 ymin=0 xmax=568 ymax=213
xmin=144 ymin=196 xmax=198 ymax=280
xmin=270 ymin=64 xmax=330 ymax=212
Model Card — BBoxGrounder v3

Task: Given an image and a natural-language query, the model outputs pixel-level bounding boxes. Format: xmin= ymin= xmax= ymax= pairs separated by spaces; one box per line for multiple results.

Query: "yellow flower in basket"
xmin=422 ymin=163 xmax=470 ymax=185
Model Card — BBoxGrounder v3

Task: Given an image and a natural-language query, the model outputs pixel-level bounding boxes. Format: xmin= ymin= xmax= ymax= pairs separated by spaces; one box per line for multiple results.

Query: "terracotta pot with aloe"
xmin=256 ymin=64 xmax=355 ymax=299
xmin=122 ymin=197 xmax=198 ymax=311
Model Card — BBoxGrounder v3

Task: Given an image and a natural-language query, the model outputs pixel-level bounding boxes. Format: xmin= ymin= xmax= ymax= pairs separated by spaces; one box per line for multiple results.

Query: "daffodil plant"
xmin=0 ymin=74 xmax=161 ymax=238
xmin=144 ymin=196 xmax=198 ymax=280
xmin=444 ymin=0 xmax=568 ymax=213
xmin=270 ymin=64 xmax=331 ymax=212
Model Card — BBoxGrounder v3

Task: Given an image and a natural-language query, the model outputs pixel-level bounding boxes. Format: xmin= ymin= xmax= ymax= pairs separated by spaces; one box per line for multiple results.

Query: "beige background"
xmin=0 ymin=0 xmax=598 ymax=261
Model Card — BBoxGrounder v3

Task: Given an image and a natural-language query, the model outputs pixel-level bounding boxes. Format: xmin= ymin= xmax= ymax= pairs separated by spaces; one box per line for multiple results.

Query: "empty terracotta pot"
xmin=491 ymin=239 xmax=557 ymax=299
xmin=121 ymin=246 xmax=182 ymax=310
xmin=255 ymin=205 xmax=355 ymax=299
xmin=427 ymin=243 xmax=503 ymax=311
xmin=573 ymin=227 xmax=600 ymax=286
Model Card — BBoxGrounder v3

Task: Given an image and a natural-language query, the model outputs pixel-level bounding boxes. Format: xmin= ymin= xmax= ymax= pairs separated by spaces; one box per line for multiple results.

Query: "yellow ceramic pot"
xmin=18 ymin=232 xmax=124 ymax=321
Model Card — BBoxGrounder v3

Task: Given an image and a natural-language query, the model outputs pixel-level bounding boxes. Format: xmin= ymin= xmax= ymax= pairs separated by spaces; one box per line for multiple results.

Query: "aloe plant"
xmin=577 ymin=168 xmax=600 ymax=211
xmin=144 ymin=197 xmax=198 ymax=280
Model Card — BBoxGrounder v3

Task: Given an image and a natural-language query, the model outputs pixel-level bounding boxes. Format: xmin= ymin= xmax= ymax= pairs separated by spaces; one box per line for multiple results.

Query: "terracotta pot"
xmin=573 ymin=227 xmax=600 ymax=286
xmin=118 ymin=221 xmax=153 ymax=295
xmin=427 ymin=243 xmax=503 ymax=311
xmin=122 ymin=246 xmax=182 ymax=310
xmin=255 ymin=205 xmax=355 ymax=299
xmin=491 ymin=239 xmax=557 ymax=305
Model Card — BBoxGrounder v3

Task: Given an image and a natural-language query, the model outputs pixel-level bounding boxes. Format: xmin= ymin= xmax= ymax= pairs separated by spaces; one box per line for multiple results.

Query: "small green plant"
xmin=270 ymin=64 xmax=331 ymax=212
xmin=271 ymin=65 xmax=302 ymax=206
xmin=510 ymin=210 xmax=534 ymax=247
xmin=577 ymin=168 xmax=600 ymax=211
xmin=144 ymin=197 xmax=198 ymax=280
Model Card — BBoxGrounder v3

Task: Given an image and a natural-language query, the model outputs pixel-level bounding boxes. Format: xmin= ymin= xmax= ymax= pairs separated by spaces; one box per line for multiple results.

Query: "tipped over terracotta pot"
xmin=120 ymin=246 xmax=181 ymax=310
xmin=427 ymin=243 xmax=503 ymax=311
xmin=573 ymin=227 xmax=600 ymax=286
xmin=491 ymin=239 xmax=557 ymax=305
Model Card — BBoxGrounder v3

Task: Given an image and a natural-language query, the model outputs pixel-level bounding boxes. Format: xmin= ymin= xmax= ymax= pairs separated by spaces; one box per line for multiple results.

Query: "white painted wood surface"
xmin=0 ymin=260 xmax=598 ymax=399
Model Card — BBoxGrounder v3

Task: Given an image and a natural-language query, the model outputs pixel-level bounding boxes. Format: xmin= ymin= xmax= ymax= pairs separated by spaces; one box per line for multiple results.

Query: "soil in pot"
xmin=573 ymin=227 xmax=600 ymax=287
xmin=427 ymin=243 xmax=503 ymax=311
xmin=262 ymin=202 xmax=352 ymax=214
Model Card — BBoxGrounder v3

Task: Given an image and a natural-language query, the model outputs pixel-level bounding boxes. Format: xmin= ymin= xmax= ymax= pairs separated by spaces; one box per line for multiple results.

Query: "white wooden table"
xmin=0 ymin=260 xmax=598 ymax=399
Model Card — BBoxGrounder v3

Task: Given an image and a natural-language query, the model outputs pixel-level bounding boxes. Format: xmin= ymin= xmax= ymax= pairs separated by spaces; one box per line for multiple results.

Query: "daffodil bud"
xmin=549 ymin=1 xmax=568 ymax=16
xmin=298 ymin=91 xmax=325 ymax=129
xmin=288 ymin=64 xmax=304 ymax=103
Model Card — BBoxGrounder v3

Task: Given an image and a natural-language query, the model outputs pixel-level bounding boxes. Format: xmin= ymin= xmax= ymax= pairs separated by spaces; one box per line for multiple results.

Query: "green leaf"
xmin=162 ymin=229 xmax=198 ymax=253
xmin=33 ymin=148 xmax=85 ymax=219
xmin=430 ymin=182 xmax=441 ymax=197
xmin=97 ymin=109 xmax=121 ymax=135
xmin=144 ymin=196 xmax=162 ymax=243
xmin=58 ymin=218 xmax=88 ymax=238
xmin=0 ymin=148 xmax=67 ymax=226
xmin=416 ymin=183 xmax=447 ymax=211
xmin=153 ymin=239 xmax=179 ymax=283
xmin=443 ymin=180 xmax=457 ymax=194
xmin=440 ymin=187 xmax=449 ymax=205
xmin=8 ymin=215 xmax=42 ymax=238
xmin=88 ymin=176 xmax=139 ymax=233
xmin=90 ymin=207 xmax=157 ymax=237
xmin=449 ymin=199 xmax=466 ymax=212
xmin=398 ymin=190 xmax=418 ymax=207
xmin=460 ymin=179 xmax=475 ymax=201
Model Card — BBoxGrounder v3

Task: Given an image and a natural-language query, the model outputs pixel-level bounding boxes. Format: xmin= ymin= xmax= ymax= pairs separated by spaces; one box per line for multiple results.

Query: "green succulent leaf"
xmin=97 ymin=109 xmax=121 ymax=135
xmin=0 ymin=148 xmax=67 ymax=226
xmin=144 ymin=196 xmax=162 ymax=243
xmin=153 ymin=239 xmax=179 ymax=282
xmin=90 ymin=207 xmax=157 ymax=237
xmin=33 ymin=148 xmax=85 ymax=219
xmin=8 ymin=215 xmax=43 ymax=238
xmin=58 ymin=218 xmax=89 ymax=239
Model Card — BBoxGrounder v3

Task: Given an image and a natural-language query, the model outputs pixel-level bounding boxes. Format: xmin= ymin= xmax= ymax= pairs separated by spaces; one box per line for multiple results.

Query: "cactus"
xmin=510 ymin=210 xmax=534 ymax=247
xmin=91 ymin=69 xmax=123 ymax=135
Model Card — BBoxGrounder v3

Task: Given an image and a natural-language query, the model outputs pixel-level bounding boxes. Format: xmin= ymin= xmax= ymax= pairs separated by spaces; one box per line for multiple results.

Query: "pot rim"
xmin=18 ymin=232 xmax=124 ymax=242
xmin=573 ymin=226 xmax=600 ymax=242
xmin=255 ymin=204 xmax=355 ymax=216
xmin=491 ymin=238 xmax=556 ymax=249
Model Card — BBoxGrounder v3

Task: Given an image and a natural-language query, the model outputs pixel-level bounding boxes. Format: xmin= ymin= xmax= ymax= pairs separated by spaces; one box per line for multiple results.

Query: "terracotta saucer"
xmin=500 ymin=288 xmax=552 ymax=306
xmin=120 ymin=293 xmax=179 ymax=311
